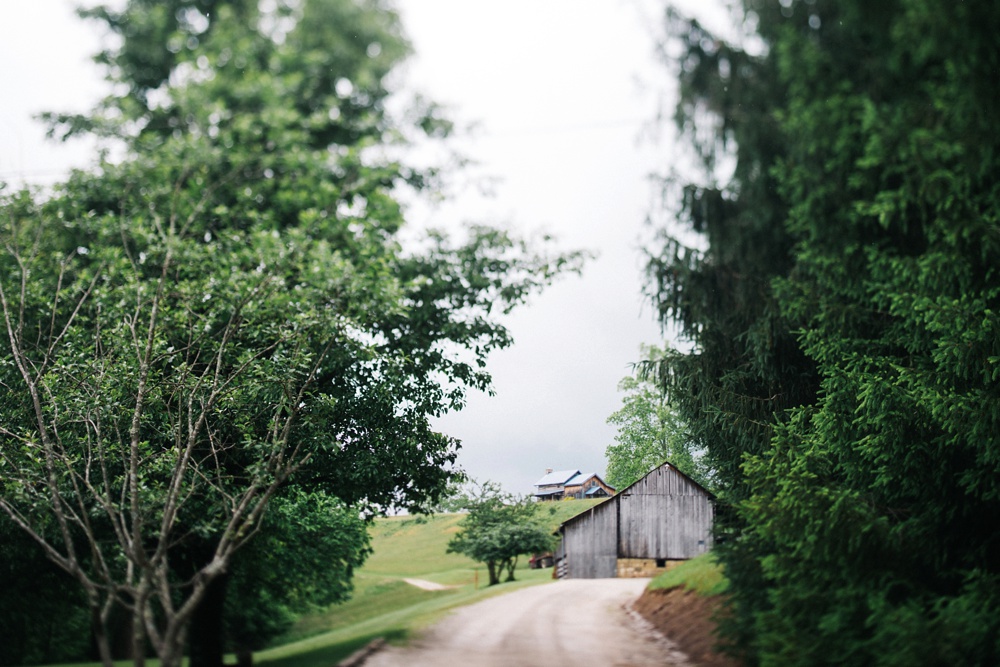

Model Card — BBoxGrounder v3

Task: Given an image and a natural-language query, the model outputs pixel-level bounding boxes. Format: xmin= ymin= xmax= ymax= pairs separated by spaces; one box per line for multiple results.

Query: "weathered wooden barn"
xmin=555 ymin=462 xmax=714 ymax=579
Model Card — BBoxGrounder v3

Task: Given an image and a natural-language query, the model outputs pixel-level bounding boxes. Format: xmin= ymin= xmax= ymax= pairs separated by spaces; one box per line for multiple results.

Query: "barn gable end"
xmin=556 ymin=462 xmax=713 ymax=579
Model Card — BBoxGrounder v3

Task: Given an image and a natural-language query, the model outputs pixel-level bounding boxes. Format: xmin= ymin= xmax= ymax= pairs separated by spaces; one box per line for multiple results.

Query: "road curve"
xmin=363 ymin=578 xmax=691 ymax=667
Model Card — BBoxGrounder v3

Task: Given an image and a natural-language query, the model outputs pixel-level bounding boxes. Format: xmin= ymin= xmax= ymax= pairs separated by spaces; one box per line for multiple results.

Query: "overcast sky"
xmin=0 ymin=0 xmax=729 ymax=495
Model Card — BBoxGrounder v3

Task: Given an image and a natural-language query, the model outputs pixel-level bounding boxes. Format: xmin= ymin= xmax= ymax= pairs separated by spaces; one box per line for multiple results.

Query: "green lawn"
xmin=647 ymin=553 xmax=728 ymax=596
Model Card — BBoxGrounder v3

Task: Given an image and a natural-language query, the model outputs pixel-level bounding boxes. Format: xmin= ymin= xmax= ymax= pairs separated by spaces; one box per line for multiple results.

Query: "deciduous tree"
xmin=604 ymin=346 xmax=710 ymax=489
xmin=0 ymin=2 xmax=584 ymax=666
xmin=0 ymin=176 xmax=387 ymax=667
xmin=447 ymin=482 xmax=553 ymax=586
xmin=221 ymin=490 xmax=370 ymax=665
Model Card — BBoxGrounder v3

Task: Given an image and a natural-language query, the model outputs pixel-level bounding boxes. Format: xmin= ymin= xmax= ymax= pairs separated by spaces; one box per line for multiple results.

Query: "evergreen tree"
xmin=646 ymin=5 xmax=819 ymax=657
xmin=652 ymin=0 xmax=1000 ymax=663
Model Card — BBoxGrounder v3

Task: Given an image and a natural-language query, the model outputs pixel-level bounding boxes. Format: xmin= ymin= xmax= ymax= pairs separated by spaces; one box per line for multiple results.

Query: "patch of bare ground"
xmin=632 ymin=587 xmax=742 ymax=667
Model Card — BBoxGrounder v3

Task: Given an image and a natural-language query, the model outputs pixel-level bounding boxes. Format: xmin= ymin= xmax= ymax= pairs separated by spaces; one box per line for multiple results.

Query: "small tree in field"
xmin=447 ymin=482 xmax=553 ymax=586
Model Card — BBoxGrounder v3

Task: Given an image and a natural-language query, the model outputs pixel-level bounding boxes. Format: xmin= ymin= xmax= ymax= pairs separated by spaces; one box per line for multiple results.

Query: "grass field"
xmin=647 ymin=553 xmax=728 ymax=596
xmin=254 ymin=498 xmax=602 ymax=667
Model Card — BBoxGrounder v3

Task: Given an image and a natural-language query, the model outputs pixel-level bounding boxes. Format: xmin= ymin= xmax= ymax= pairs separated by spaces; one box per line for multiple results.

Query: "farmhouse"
xmin=554 ymin=462 xmax=713 ymax=578
xmin=533 ymin=469 xmax=615 ymax=501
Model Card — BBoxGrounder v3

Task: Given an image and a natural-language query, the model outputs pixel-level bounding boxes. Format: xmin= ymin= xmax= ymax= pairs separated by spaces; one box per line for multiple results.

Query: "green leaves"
xmin=446 ymin=481 xmax=553 ymax=586
xmin=764 ymin=0 xmax=1000 ymax=658
xmin=224 ymin=489 xmax=371 ymax=650
xmin=652 ymin=0 xmax=1000 ymax=663
xmin=3 ymin=2 xmax=589 ymax=665
xmin=604 ymin=346 xmax=711 ymax=490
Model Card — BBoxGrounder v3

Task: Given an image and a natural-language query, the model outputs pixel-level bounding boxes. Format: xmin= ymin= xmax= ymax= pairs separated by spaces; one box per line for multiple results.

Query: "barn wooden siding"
xmin=558 ymin=463 xmax=714 ymax=579
xmin=561 ymin=501 xmax=618 ymax=578
xmin=618 ymin=464 xmax=713 ymax=559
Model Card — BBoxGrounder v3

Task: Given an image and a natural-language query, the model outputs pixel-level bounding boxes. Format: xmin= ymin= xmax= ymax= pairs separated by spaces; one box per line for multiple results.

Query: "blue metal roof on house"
xmin=534 ymin=469 xmax=580 ymax=487
xmin=565 ymin=472 xmax=597 ymax=486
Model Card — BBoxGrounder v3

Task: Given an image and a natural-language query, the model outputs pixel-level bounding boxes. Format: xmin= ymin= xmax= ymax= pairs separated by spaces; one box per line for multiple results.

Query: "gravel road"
xmin=363 ymin=578 xmax=691 ymax=667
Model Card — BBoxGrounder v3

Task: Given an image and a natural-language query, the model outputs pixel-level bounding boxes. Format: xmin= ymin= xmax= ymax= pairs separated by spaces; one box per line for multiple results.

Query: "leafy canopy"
xmin=446 ymin=482 xmax=554 ymax=586
xmin=0 ymin=1 xmax=585 ymax=666
xmin=604 ymin=345 xmax=711 ymax=490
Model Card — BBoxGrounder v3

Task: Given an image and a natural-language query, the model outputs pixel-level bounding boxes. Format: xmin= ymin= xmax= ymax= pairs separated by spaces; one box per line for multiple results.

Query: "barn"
xmin=554 ymin=462 xmax=714 ymax=579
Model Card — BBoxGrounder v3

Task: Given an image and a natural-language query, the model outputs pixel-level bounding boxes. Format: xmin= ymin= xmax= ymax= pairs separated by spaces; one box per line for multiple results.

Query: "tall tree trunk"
xmin=156 ymin=615 xmax=190 ymax=667
xmin=104 ymin=601 xmax=136 ymax=661
xmin=504 ymin=556 xmax=517 ymax=582
xmin=130 ymin=591 xmax=146 ymax=667
xmin=90 ymin=606 xmax=114 ymax=667
xmin=486 ymin=561 xmax=498 ymax=586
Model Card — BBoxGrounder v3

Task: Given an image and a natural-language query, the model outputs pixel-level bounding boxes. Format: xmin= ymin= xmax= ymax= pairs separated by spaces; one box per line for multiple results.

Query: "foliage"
xmin=651 ymin=0 xmax=1000 ymax=664
xmin=605 ymin=345 xmax=711 ymax=489
xmin=0 ymin=167 xmax=387 ymax=667
xmin=446 ymin=482 xmax=554 ymax=586
xmin=0 ymin=2 xmax=584 ymax=666
xmin=223 ymin=491 xmax=371 ymax=656
xmin=644 ymin=14 xmax=818 ymax=644
xmin=424 ymin=477 xmax=471 ymax=514
xmin=645 ymin=9 xmax=818 ymax=500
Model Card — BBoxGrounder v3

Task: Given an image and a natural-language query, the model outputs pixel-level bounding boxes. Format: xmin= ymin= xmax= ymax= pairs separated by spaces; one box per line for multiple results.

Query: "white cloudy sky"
xmin=0 ymin=0 xmax=729 ymax=495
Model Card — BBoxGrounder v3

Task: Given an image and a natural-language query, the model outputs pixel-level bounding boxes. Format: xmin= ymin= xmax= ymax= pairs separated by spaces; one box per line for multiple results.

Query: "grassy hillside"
xmin=648 ymin=553 xmax=728 ymax=596
xmin=360 ymin=497 xmax=598 ymax=582
xmin=361 ymin=513 xmax=470 ymax=579
xmin=256 ymin=498 xmax=601 ymax=667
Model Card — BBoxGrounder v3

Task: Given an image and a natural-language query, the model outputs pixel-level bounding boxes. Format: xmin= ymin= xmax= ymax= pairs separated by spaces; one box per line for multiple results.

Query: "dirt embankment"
xmin=632 ymin=587 xmax=742 ymax=667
